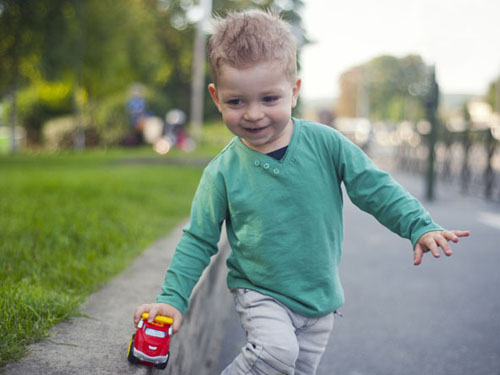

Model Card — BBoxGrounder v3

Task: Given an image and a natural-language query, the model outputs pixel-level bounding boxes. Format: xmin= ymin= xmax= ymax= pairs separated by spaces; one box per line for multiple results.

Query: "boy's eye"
xmin=263 ymin=96 xmax=279 ymax=103
xmin=226 ymin=99 xmax=243 ymax=106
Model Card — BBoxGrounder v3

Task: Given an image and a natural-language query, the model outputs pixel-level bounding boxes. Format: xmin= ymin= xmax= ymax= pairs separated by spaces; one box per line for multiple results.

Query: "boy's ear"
xmin=291 ymin=78 xmax=301 ymax=108
xmin=208 ymin=83 xmax=222 ymax=112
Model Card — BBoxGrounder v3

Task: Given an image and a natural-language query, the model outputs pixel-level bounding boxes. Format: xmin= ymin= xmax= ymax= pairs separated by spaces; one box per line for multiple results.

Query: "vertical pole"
xmin=190 ymin=0 xmax=212 ymax=144
xmin=460 ymin=105 xmax=471 ymax=194
xmin=496 ymin=72 xmax=500 ymax=114
xmin=9 ymin=29 xmax=20 ymax=154
xmin=73 ymin=87 xmax=85 ymax=151
xmin=9 ymin=90 xmax=18 ymax=154
xmin=73 ymin=0 xmax=85 ymax=151
xmin=484 ymin=130 xmax=495 ymax=198
xmin=424 ymin=66 xmax=439 ymax=201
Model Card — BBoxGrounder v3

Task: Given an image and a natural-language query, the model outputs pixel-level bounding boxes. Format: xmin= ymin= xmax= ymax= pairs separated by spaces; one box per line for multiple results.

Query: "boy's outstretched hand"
xmin=414 ymin=230 xmax=470 ymax=266
xmin=134 ymin=303 xmax=183 ymax=334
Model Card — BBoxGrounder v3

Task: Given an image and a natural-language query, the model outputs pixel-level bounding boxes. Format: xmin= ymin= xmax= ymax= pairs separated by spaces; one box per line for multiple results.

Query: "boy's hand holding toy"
xmin=134 ymin=303 xmax=183 ymax=334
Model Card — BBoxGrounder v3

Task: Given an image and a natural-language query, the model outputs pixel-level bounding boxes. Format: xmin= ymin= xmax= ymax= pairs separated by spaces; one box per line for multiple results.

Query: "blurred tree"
xmin=0 ymin=0 xmax=48 ymax=151
xmin=337 ymin=66 xmax=362 ymax=118
xmin=38 ymin=0 xmax=167 ymax=97
xmin=1 ymin=0 xmax=307 ymax=148
xmin=1 ymin=0 xmax=167 ymax=145
xmin=336 ymin=54 xmax=428 ymax=122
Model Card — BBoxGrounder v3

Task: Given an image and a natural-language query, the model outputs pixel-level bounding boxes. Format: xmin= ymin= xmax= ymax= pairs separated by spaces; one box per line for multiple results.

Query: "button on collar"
xmin=254 ymin=160 xmax=261 ymax=167
xmin=263 ymin=163 xmax=270 ymax=169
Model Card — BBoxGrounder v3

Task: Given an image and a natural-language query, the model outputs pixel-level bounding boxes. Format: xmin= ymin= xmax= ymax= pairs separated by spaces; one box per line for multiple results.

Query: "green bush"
xmin=17 ymin=80 xmax=73 ymax=145
xmin=42 ymin=116 xmax=100 ymax=150
xmin=91 ymin=91 xmax=130 ymax=146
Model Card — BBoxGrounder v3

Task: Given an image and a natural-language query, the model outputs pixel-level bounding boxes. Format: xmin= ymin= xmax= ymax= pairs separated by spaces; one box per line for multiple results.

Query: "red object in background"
xmin=127 ymin=313 xmax=172 ymax=370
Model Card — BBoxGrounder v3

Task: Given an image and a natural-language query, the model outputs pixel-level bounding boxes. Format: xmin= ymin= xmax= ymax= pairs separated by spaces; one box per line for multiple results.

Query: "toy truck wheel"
xmin=127 ymin=334 xmax=140 ymax=364
xmin=155 ymin=352 xmax=169 ymax=370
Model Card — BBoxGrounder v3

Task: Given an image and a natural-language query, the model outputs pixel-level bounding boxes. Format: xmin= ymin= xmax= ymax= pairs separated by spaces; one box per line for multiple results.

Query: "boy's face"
xmin=208 ymin=62 xmax=301 ymax=153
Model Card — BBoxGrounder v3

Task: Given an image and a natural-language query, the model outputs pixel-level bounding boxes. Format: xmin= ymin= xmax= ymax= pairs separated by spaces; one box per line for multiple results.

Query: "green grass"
xmin=0 ymin=122 xmax=233 ymax=367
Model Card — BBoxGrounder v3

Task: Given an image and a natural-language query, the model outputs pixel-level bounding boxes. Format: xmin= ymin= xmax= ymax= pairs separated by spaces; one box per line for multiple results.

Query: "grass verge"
xmin=0 ymin=123 xmax=232 ymax=367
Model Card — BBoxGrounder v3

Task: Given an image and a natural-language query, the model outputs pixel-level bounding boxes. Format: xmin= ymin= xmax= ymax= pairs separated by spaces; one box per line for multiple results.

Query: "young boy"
xmin=134 ymin=10 xmax=469 ymax=374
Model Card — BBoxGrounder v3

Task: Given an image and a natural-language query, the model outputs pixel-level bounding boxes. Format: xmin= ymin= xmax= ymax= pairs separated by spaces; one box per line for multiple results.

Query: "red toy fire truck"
xmin=127 ymin=313 xmax=173 ymax=370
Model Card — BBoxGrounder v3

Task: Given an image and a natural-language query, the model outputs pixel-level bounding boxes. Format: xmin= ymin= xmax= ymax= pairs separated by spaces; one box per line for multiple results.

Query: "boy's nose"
xmin=243 ymin=103 xmax=264 ymax=122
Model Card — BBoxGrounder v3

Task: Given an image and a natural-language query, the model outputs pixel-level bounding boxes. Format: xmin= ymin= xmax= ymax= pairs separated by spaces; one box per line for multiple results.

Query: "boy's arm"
xmin=413 ymin=230 xmax=470 ymax=266
xmin=155 ymin=169 xmax=228 ymax=316
xmin=133 ymin=168 xmax=227 ymax=330
xmin=335 ymin=135 xmax=469 ymax=261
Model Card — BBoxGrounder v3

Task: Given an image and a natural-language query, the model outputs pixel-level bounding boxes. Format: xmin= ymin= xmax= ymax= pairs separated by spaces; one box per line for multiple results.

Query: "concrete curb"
xmin=3 ymin=222 xmax=232 ymax=375
xmin=164 ymin=226 xmax=231 ymax=375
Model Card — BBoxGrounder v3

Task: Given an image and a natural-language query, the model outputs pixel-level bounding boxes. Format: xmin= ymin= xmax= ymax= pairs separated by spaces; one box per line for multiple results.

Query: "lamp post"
xmin=423 ymin=65 xmax=439 ymax=201
xmin=189 ymin=0 xmax=212 ymax=145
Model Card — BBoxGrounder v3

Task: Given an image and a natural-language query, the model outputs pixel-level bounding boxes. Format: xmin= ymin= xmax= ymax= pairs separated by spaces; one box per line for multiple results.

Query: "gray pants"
xmin=221 ymin=289 xmax=334 ymax=375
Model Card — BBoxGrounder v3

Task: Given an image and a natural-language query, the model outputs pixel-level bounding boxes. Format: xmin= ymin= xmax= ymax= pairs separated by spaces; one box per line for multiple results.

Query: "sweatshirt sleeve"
xmin=334 ymin=134 xmax=443 ymax=248
xmin=155 ymin=168 xmax=228 ymax=315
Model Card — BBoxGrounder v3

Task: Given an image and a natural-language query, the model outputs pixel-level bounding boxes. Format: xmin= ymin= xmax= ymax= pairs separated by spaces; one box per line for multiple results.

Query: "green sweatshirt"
xmin=156 ymin=118 xmax=442 ymax=317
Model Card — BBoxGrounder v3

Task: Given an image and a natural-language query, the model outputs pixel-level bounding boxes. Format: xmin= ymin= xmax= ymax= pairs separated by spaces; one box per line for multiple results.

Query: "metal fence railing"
xmin=397 ymin=128 xmax=500 ymax=201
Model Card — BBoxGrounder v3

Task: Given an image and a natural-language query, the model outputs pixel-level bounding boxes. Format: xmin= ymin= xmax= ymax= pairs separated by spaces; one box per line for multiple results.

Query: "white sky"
xmin=300 ymin=0 xmax=500 ymax=101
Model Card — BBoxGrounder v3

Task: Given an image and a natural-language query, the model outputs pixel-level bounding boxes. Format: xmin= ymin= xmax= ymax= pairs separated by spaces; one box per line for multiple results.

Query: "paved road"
xmin=215 ymin=171 xmax=500 ymax=375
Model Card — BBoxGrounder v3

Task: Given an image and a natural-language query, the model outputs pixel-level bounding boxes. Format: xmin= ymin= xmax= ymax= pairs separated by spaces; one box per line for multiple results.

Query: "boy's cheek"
xmin=221 ymin=113 xmax=238 ymax=127
xmin=224 ymin=122 xmax=239 ymax=136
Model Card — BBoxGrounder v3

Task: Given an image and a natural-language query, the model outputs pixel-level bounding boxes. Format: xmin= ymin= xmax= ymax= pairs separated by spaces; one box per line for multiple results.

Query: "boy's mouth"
xmin=244 ymin=125 xmax=269 ymax=134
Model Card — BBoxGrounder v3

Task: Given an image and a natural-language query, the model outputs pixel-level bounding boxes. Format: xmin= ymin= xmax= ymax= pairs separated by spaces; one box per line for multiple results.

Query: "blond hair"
xmin=208 ymin=9 xmax=297 ymax=85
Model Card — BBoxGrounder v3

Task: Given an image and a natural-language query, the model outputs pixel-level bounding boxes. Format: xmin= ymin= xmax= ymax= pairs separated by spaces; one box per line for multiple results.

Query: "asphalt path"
xmin=214 ymin=171 xmax=500 ymax=375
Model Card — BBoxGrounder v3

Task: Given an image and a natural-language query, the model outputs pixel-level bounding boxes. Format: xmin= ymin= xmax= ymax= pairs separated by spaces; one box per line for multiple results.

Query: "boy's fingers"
xmin=148 ymin=306 xmax=159 ymax=323
xmin=134 ymin=304 xmax=148 ymax=324
xmin=164 ymin=306 xmax=182 ymax=334
xmin=414 ymin=244 xmax=424 ymax=266
xmin=442 ymin=230 xmax=470 ymax=242
xmin=420 ymin=236 xmax=441 ymax=259
xmin=428 ymin=242 xmax=441 ymax=258
xmin=414 ymin=229 xmax=470 ymax=266
xmin=172 ymin=312 xmax=182 ymax=334
xmin=435 ymin=233 xmax=452 ymax=256
xmin=451 ymin=230 xmax=470 ymax=238
xmin=442 ymin=231 xmax=459 ymax=243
